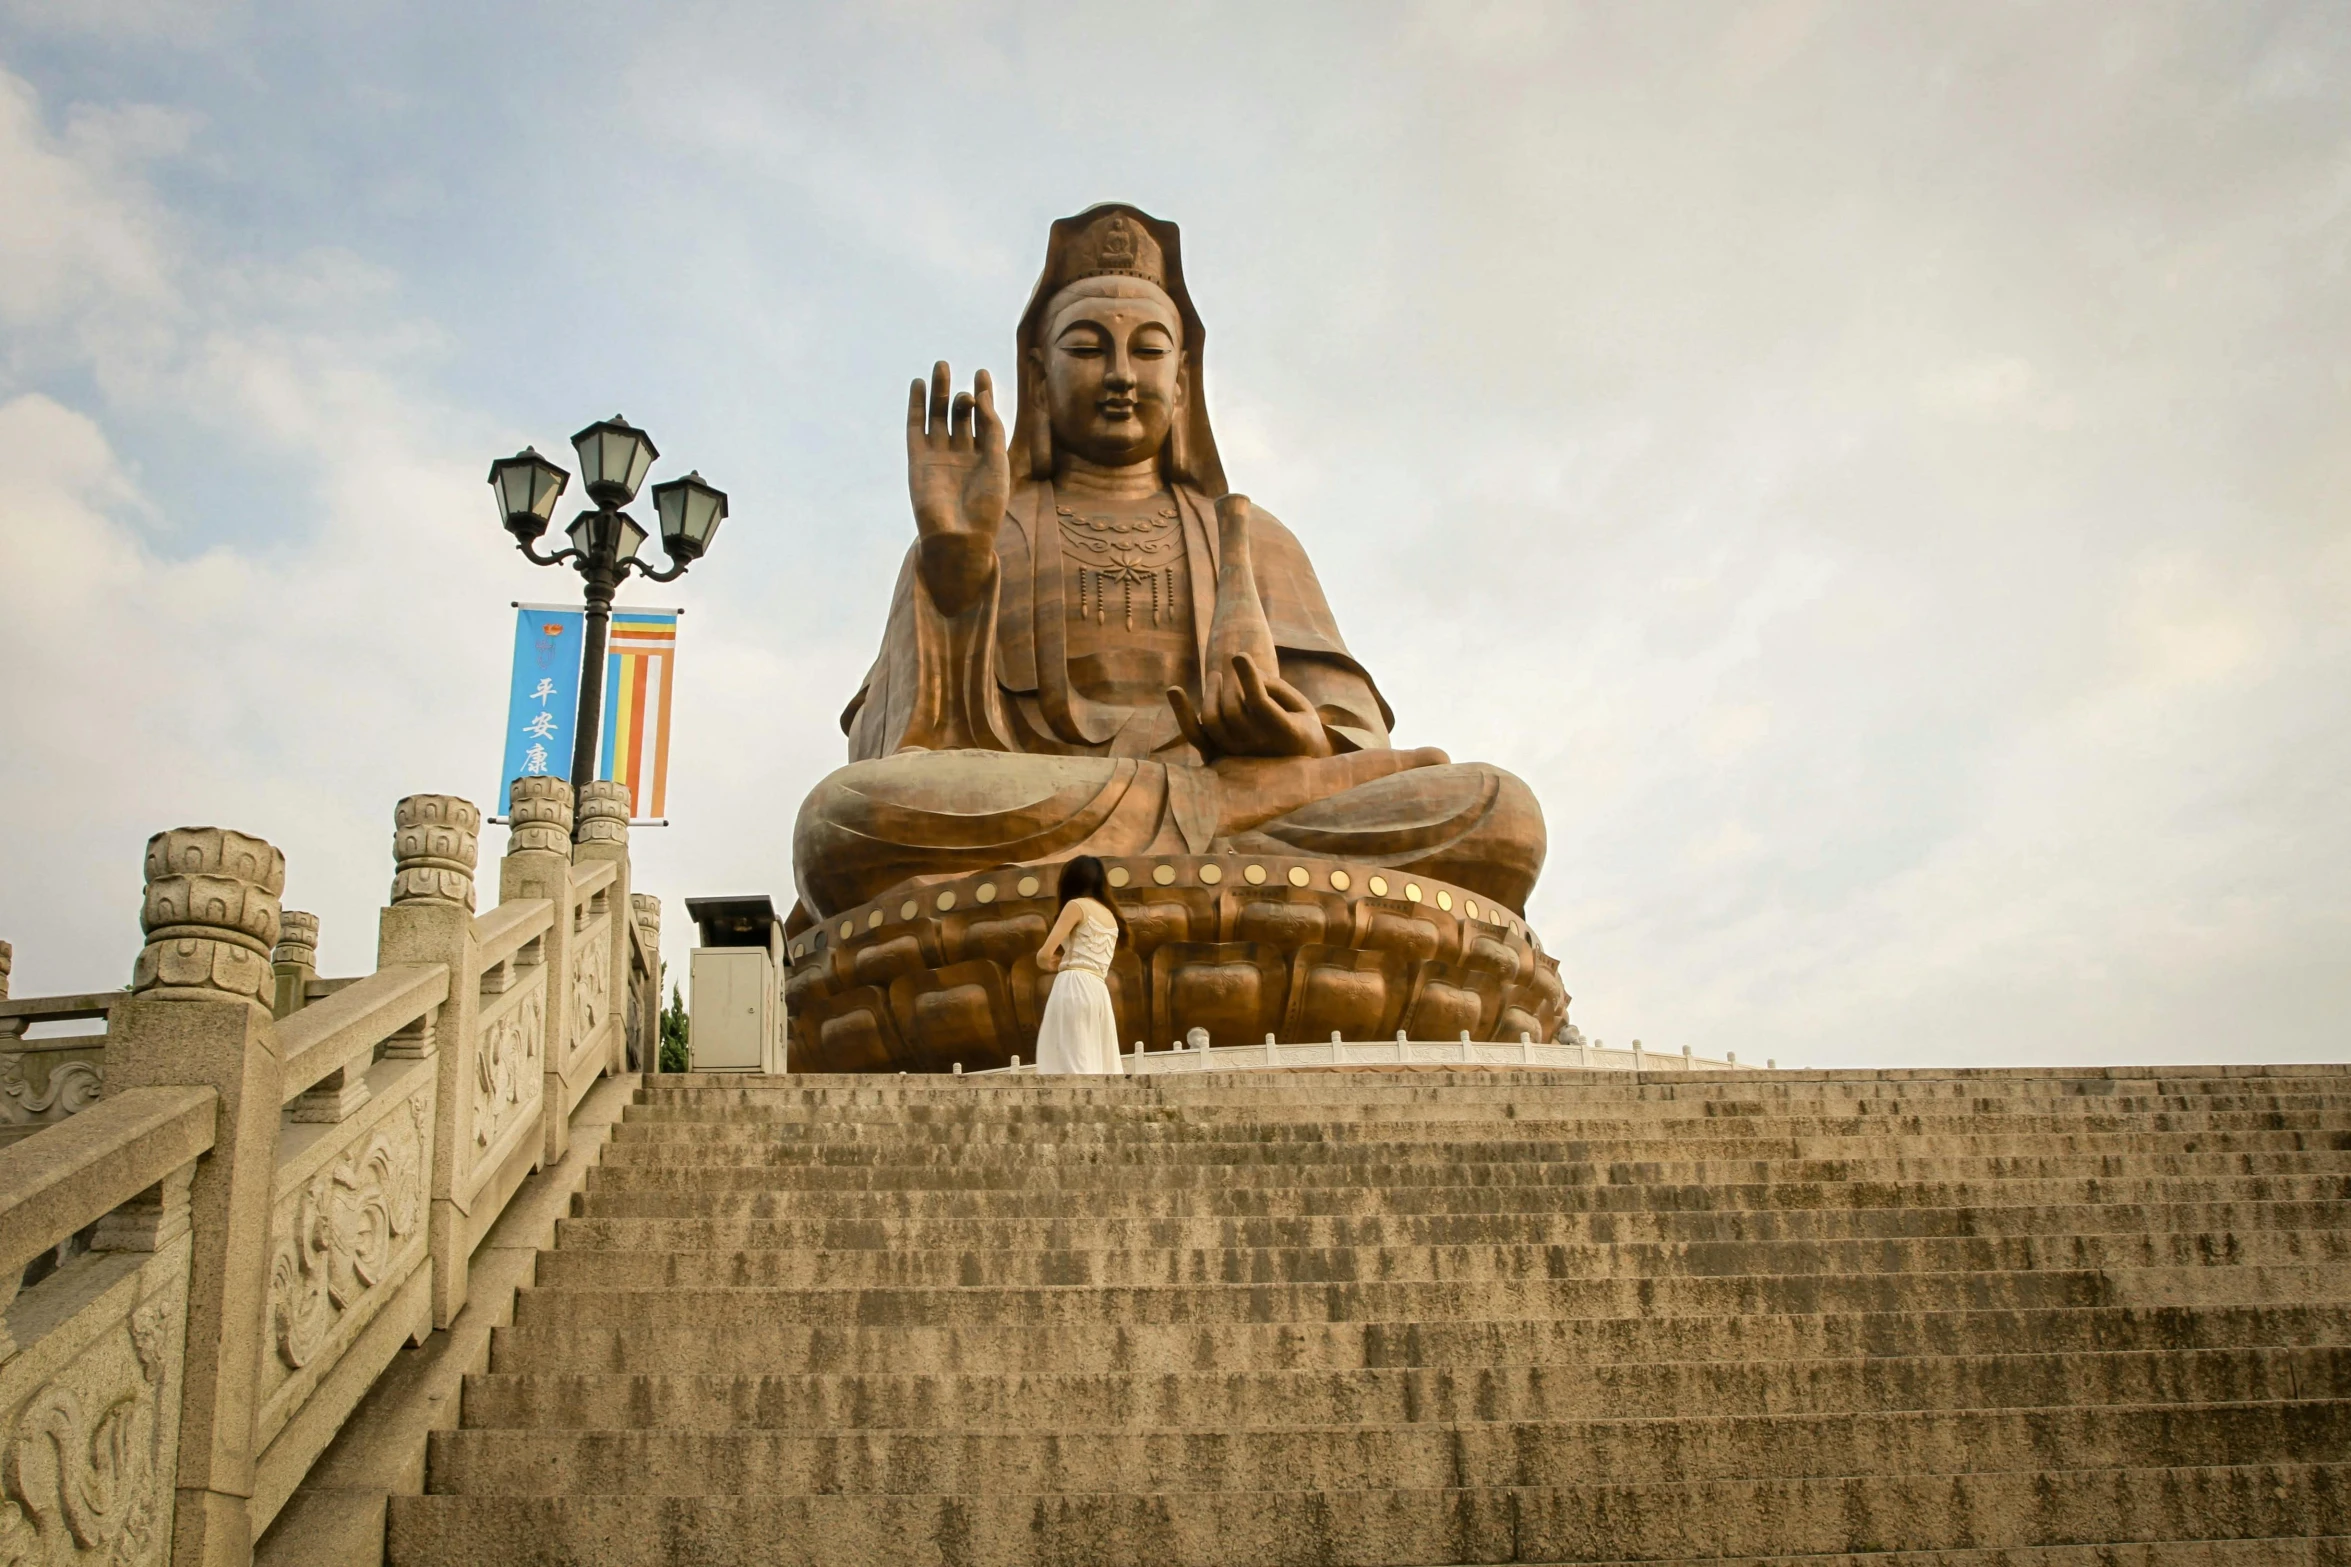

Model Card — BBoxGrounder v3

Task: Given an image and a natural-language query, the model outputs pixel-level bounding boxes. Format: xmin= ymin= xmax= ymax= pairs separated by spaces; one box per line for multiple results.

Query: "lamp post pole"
xmin=568 ymin=546 xmax=622 ymax=788
xmin=488 ymin=416 xmax=730 ymax=804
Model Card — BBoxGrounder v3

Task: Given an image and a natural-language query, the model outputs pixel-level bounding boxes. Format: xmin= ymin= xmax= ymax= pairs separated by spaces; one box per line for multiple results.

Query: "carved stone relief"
xmin=474 ymin=986 xmax=544 ymax=1154
xmin=0 ymin=1060 xmax=102 ymax=1128
xmin=389 ymin=795 xmax=480 ymax=912
xmin=266 ymin=1094 xmax=427 ymax=1376
xmin=0 ymin=1288 xmax=180 ymax=1567
xmin=569 ymin=923 xmax=609 ymax=1060
xmin=130 ymin=827 xmax=283 ymax=1007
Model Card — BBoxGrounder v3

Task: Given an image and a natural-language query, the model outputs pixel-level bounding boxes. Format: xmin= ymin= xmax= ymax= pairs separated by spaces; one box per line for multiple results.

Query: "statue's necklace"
xmin=1057 ymin=500 xmax=1182 ymax=632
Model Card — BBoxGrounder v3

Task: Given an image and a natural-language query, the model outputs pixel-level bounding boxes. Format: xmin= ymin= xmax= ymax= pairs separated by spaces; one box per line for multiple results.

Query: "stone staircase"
xmin=385 ymin=1066 xmax=2351 ymax=1565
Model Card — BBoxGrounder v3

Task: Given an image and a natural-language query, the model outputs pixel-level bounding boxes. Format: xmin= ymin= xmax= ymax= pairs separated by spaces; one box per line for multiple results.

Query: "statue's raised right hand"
xmin=907 ymin=361 xmax=1009 ymax=546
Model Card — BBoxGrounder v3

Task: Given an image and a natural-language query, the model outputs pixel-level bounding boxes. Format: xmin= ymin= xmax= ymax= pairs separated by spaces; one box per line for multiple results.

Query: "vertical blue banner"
xmin=498 ymin=604 xmax=584 ymax=813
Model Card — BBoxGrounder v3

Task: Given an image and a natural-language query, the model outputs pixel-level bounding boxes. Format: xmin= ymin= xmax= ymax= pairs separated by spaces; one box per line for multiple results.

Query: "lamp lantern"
xmin=567 ymin=508 xmax=649 ymax=565
xmin=570 ymin=415 xmax=659 ymax=507
xmin=651 ymin=470 xmax=728 ymax=561
xmin=487 ymin=447 xmax=569 ymax=541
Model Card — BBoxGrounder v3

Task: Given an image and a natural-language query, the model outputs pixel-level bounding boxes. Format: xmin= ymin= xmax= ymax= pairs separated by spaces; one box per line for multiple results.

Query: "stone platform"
xmin=784 ymin=854 xmax=1569 ymax=1073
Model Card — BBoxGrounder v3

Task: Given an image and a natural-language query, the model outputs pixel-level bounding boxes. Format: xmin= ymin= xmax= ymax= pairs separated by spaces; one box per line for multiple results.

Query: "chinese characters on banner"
xmin=498 ymin=605 xmax=583 ymax=813
xmin=599 ymin=610 xmax=680 ymax=819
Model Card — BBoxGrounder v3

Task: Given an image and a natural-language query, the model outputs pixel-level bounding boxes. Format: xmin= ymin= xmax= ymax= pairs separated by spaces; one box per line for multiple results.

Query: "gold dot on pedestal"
xmin=1152 ymin=863 xmax=1176 ymax=885
xmin=1405 ymin=883 xmax=1423 ymax=903
xmin=1466 ymin=899 xmax=1479 ymax=919
xmin=866 ymin=909 xmax=884 ymax=929
xmin=1368 ymin=875 xmax=1389 ymax=897
xmin=976 ymin=883 xmax=998 ymax=904
xmin=899 ymin=900 xmax=918 ymax=920
xmin=789 ymin=942 xmax=802 ymax=960
xmin=1330 ymin=870 xmax=1351 ymax=891
xmin=839 ymin=921 xmax=853 ymax=939
xmin=936 ymin=891 xmax=956 ymax=912
xmin=1106 ymin=865 xmax=1131 ymax=888
xmin=1437 ymin=889 xmax=1453 ymax=911
xmin=1287 ymin=866 xmax=1310 ymax=887
xmin=1198 ymin=863 xmax=1224 ymax=884
xmin=1017 ymin=876 xmax=1041 ymax=898
xmin=1244 ymin=864 xmax=1267 ymax=885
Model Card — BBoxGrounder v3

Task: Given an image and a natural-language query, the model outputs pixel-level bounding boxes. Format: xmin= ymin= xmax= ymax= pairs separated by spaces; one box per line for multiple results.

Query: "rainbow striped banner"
xmin=598 ymin=610 xmax=680 ymax=819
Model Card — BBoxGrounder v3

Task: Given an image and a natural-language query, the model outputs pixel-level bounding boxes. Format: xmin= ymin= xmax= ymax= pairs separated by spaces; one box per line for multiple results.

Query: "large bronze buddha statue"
xmin=784 ymin=204 xmax=1564 ymax=1070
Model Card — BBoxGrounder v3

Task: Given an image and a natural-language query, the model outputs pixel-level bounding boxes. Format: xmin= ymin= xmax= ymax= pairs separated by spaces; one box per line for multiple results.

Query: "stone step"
xmin=569 ymin=1171 xmax=2351 ymax=1220
xmin=1550 ymin=1547 xmax=2351 ymax=1567
xmin=387 ymin=1463 xmax=2349 ymax=1566
xmin=574 ymin=1157 xmax=2351 ymax=1204
xmin=525 ymin=1228 xmax=2351 ymax=1292
xmin=613 ymin=1107 xmax=2351 ymax=1138
xmin=501 ymin=1264 xmax=2351 ymax=1335
xmin=458 ymin=1345 xmax=2351 ymax=1431
xmin=549 ymin=1197 xmax=2351 ymax=1253
xmin=626 ymin=1089 xmax=2351 ymax=1123
xmin=424 ymin=1401 xmax=2351 ymax=1496
xmin=487 ymin=1302 xmax=2351 ymax=1377
xmin=593 ymin=1129 xmax=2351 ymax=1167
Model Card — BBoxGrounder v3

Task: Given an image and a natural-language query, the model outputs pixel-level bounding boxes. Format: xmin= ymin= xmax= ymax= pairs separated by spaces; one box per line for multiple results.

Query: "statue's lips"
xmin=1095 ymin=398 xmax=1137 ymax=418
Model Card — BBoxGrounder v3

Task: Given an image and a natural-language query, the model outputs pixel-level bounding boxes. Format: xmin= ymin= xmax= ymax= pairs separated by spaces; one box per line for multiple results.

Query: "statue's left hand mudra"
xmin=792 ymin=204 xmax=1547 ymax=926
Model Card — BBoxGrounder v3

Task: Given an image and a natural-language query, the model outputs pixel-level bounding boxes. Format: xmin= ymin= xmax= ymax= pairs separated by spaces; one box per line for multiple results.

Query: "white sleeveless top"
xmin=1060 ymin=902 xmax=1118 ymax=977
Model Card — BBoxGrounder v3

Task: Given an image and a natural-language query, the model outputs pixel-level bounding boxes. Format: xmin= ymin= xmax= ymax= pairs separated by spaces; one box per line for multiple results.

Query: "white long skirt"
xmin=1032 ymin=967 xmax=1123 ymax=1075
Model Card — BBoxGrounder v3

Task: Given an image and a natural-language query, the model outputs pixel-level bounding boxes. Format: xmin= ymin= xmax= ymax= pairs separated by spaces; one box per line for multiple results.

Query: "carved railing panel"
xmin=0 ymin=1247 xmax=189 ymax=1567
xmin=461 ymin=965 xmax=544 ymax=1206
xmin=256 ymin=1054 xmax=433 ymax=1453
xmin=0 ymin=1088 xmax=212 ymax=1567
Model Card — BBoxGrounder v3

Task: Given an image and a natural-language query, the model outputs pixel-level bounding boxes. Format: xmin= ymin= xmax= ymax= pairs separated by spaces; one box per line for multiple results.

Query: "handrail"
xmin=276 ymin=964 xmax=449 ymax=1105
xmin=474 ymin=898 xmax=554 ymax=971
xmin=0 ymin=991 xmax=124 ymax=1027
xmin=0 ymin=1085 xmax=215 ymax=1277
xmin=571 ymin=858 xmax=618 ymax=900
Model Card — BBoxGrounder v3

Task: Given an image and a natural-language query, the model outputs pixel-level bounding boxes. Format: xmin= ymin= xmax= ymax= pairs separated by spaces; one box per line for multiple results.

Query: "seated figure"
xmin=791 ymin=203 xmax=1547 ymax=937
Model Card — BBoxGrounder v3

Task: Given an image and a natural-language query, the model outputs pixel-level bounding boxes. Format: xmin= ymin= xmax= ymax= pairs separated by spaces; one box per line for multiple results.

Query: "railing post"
xmin=632 ymin=893 xmax=661 ymax=1076
xmin=104 ymin=827 xmax=286 ymax=1567
xmin=377 ymin=794 xmax=483 ymax=1329
xmin=572 ymin=781 xmax=633 ymax=1078
xmin=0 ymin=937 xmax=10 ymax=1000
xmin=269 ymin=911 xmax=317 ymax=1020
xmin=502 ymin=779 xmax=580 ymax=1165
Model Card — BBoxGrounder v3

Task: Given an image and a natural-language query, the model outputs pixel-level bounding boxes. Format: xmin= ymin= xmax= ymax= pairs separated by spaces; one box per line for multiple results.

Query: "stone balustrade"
xmin=0 ymin=784 xmax=659 ymax=1566
xmin=974 ymin=1031 xmax=1761 ymax=1075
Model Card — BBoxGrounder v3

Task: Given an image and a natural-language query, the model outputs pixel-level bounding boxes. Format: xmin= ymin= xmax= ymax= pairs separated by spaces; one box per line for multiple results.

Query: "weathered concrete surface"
xmin=388 ymin=1065 xmax=2351 ymax=1565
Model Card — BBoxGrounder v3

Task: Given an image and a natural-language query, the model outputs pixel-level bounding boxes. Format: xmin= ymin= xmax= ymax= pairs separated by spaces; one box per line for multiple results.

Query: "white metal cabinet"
xmin=689 ymin=945 xmax=773 ymax=1070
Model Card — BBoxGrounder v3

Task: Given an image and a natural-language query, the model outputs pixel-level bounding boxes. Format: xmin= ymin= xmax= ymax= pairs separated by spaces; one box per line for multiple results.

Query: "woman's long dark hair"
xmin=1055 ymin=855 xmax=1127 ymax=944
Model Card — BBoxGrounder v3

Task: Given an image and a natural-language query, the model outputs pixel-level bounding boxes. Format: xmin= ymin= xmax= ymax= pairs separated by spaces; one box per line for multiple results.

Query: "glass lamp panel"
xmin=683 ymin=480 xmax=726 ymax=549
xmin=615 ymin=514 xmax=649 ymax=562
xmin=618 ymin=431 xmax=655 ymax=498
xmin=567 ymin=512 xmax=599 ymax=553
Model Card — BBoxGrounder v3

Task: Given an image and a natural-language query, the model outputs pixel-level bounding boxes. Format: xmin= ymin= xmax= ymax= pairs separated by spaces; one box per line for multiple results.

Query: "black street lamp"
xmin=489 ymin=416 xmax=729 ymax=790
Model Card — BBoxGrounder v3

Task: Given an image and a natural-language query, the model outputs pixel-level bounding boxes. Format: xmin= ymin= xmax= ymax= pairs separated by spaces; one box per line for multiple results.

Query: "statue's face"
xmin=1036 ymin=280 xmax=1184 ymax=468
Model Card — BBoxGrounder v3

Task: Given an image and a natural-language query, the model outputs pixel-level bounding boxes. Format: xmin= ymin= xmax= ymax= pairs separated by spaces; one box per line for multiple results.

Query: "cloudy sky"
xmin=2 ymin=1 xmax=2345 ymax=1069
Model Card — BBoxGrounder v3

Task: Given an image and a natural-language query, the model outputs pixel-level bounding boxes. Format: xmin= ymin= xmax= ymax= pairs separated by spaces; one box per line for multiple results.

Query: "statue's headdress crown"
xmin=1061 ymin=210 xmax=1166 ymax=288
xmin=1015 ymin=202 xmax=1225 ymax=494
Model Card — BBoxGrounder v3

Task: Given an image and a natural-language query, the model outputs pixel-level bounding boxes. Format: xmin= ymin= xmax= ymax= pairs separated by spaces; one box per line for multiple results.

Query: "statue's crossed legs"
xmin=791 ymin=747 xmax=1546 ymax=920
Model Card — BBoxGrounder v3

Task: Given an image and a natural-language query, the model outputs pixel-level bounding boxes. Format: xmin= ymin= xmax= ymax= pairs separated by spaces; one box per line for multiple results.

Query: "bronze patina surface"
xmin=788 ymin=205 xmax=1558 ymax=1068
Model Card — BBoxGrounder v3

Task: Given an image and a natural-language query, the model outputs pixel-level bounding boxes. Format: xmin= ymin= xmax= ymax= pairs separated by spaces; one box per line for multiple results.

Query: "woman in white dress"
xmin=1031 ymin=856 xmax=1126 ymax=1075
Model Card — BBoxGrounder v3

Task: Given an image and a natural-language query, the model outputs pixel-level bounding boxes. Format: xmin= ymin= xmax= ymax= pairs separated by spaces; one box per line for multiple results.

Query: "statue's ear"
xmin=1024 ymin=354 xmax=1055 ymax=479
xmin=1164 ymin=362 xmax=1194 ymax=484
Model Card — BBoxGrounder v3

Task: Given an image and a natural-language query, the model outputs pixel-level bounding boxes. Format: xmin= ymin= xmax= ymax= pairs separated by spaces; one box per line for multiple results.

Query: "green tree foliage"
xmin=659 ymin=979 xmax=691 ymax=1073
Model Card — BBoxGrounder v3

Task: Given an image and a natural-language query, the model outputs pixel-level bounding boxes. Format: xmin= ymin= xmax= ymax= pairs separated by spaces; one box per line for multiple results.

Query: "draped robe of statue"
xmin=791 ymin=204 xmax=1547 ymax=929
